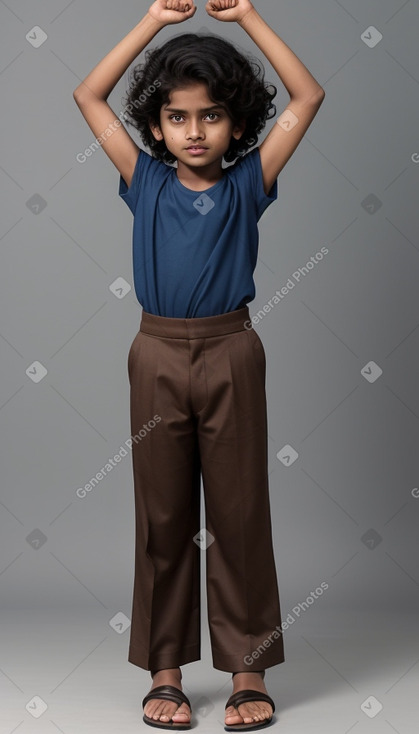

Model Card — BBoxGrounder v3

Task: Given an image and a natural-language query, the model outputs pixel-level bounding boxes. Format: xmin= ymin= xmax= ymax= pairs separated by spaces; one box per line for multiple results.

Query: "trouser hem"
xmin=128 ymin=643 xmax=201 ymax=671
xmin=211 ymin=647 xmax=285 ymax=673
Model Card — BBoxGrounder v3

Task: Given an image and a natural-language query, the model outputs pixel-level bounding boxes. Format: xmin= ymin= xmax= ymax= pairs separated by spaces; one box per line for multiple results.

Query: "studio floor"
xmin=0 ymin=607 xmax=416 ymax=733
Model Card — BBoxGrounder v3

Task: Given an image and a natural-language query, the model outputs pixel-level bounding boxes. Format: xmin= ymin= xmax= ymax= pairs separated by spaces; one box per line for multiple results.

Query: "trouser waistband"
xmin=139 ymin=306 xmax=251 ymax=339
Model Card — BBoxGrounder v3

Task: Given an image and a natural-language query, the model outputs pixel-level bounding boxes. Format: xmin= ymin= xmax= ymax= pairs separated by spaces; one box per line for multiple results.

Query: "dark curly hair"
xmin=121 ymin=32 xmax=277 ymax=164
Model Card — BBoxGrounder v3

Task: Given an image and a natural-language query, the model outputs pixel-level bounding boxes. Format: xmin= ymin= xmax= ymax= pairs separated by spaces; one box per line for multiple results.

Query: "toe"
xmin=171 ymin=702 xmax=191 ymax=722
xmin=225 ymin=700 xmax=273 ymax=725
xmin=238 ymin=701 xmax=272 ymax=723
xmin=225 ymin=705 xmax=244 ymax=725
xmin=145 ymin=699 xmax=179 ymax=722
xmin=158 ymin=701 xmax=179 ymax=722
xmin=237 ymin=703 xmax=255 ymax=724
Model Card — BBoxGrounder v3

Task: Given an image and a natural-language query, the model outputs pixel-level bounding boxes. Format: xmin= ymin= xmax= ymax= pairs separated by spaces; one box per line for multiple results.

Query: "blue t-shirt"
xmin=118 ymin=146 xmax=277 ymax=318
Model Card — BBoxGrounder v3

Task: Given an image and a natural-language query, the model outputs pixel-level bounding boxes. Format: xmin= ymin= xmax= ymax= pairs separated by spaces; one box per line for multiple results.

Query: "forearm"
xmin=73 ymin=12 xmax=164 ymax=100
xmin=238 ymin=7 xmax=324 ymax=102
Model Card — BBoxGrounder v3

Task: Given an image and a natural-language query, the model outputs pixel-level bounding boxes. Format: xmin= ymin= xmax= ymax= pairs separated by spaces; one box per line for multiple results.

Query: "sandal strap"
xmin=225 ymin=689 xmax=275 ymax=714
xmin=142 ymin=684 xmax=192 ymax=712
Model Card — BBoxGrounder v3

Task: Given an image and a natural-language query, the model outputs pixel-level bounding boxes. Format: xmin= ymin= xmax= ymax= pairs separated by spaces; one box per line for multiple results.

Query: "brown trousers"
xmin=127 ymin=305 xmax=285 ymax=672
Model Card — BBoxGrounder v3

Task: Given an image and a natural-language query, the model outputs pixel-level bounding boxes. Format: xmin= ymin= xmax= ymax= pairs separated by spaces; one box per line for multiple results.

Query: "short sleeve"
xmin=118 ymin=149 xmax=143 ymax=214
xmin=230 ymin=147 xmax=278 ymax=220
xmin=118 ymin=148 xmax=172 ymax=214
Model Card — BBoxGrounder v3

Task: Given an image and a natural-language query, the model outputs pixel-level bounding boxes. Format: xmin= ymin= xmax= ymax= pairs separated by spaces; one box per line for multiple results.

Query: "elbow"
xmin=311 ymin=87 xmax=326 ymax=104
xmin=73 ymin=87 xmax=93 ymax=108
xmin=305 ymin=88 xmax=326 ymax=110
xmin=73 ymin=83 xmax=91 ymax=101
xmin=73 ymin=86 xmax=103 ymax=105
xmin=291 ymin=87 xmax=325 ymax=108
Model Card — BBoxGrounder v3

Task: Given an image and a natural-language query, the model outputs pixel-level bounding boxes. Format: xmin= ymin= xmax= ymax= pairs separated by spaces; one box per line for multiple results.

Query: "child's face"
xmin=149 ymin=82 xmax=245 ymax=169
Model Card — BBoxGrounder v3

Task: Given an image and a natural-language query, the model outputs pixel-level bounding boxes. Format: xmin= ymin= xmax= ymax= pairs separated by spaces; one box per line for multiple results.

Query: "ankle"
xmin=232 ymin=670 xmax=266 ymax=684
xmin=151 ymin=666 xmax=182 ymax=680
xmin=232 ymin=670 xmax=265 ymax=677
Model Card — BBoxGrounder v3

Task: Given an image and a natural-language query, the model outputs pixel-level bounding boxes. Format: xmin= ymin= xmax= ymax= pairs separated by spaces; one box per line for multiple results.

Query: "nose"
xmin=186 ymin=116 xmax=204 ymax=140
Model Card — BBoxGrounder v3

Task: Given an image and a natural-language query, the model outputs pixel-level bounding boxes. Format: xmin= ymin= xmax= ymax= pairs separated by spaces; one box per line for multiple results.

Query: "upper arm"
xmin=73 ymin=89 xmax=140 ymax=189
xmin=259 ymin=91 xmax=325 ymax=196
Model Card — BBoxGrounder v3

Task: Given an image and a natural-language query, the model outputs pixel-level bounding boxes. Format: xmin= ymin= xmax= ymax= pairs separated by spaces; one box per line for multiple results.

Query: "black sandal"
xmin=224 ymin=672 xmax=275 ymax=731
xmin=142 ymin=684 xmax=192 ymax=730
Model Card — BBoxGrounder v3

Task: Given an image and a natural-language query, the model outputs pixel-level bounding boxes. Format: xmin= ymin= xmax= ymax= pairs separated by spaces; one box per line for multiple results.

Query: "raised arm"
xmin=73 ymin=1 xmax=196 ymax=188
xmin=206 ymin=0 xmax=325 ymax=195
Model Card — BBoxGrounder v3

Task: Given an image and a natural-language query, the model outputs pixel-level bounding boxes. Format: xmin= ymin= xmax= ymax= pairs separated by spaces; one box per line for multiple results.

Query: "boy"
xmin=73 ymin=0 xmax=324 ymax=729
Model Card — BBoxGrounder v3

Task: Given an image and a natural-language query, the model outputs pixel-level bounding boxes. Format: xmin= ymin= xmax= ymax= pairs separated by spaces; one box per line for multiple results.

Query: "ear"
xmin=149 ymin=121 xmax=164 ymax=141
xmin=232 ymin=118 xmax=246 ymax=141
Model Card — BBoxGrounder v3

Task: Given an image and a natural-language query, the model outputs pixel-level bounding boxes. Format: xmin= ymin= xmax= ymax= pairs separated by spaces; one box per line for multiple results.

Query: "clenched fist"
xmin=205 ymin=0 xmax=254 ymax=23
xmin=148 ymin=0 xmax=197 ymax=25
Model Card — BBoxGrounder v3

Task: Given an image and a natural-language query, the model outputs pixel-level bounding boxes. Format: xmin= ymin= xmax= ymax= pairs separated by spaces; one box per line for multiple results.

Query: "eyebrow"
xmin=163 ymin=105 xmax=224 ymax=114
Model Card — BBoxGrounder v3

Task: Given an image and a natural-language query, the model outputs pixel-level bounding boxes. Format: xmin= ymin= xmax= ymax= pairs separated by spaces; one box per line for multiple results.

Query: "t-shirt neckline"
xmin=172 ymin=169 xmax=226 ymax=195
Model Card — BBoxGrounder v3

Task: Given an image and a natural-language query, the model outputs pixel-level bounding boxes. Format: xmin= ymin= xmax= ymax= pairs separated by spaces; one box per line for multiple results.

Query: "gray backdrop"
xmin=1 ymin=1 xmax=418 ymax=732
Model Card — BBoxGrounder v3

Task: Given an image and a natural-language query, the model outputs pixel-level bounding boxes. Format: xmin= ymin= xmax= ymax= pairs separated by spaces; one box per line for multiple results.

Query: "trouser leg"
xmin=195 ymin=327 xmax=285 ymax=672
xmin=127 ymin=329 xmax=201 ymax=671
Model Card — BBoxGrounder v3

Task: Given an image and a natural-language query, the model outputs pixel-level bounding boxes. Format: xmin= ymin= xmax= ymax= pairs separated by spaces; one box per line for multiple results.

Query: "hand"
xmin=205 ymin=0 xmax=254 ymax=23
xmin=148 ymin=0 xmax=197 ymax=25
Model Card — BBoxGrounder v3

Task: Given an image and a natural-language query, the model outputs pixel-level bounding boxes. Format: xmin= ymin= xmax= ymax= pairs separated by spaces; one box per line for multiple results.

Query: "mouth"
xmin=186 ymin=145 xmax=208 ymax=154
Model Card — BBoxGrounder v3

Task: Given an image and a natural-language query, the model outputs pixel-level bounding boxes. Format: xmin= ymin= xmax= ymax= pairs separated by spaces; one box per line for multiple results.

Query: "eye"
xmin=205 ymin=112 xmax=220 ymax=121
xmin=169 ymin=114 xmax=184 ymax=123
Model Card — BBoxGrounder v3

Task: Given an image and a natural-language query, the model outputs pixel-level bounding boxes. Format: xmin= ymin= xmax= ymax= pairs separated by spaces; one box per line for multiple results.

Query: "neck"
xmin=176 ymin=158 xmax=224 ymax=192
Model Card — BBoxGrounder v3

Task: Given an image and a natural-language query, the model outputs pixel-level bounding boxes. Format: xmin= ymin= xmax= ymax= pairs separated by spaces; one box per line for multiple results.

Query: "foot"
xmin=143 ymin=667 xmax=191 ymax=725
xmin=225 ymin=671 xmax=273 ymax=727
